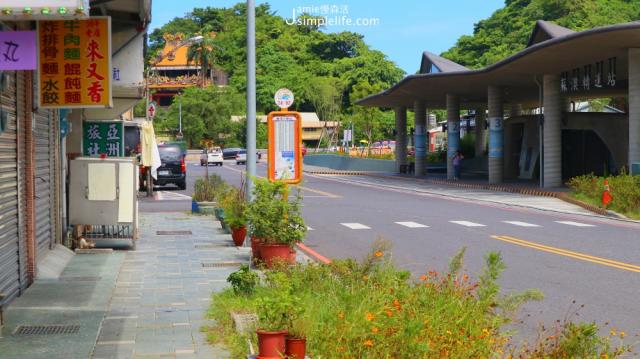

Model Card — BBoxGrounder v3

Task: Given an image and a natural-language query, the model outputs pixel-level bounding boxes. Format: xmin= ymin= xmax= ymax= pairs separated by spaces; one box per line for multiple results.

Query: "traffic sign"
xmin=274 ymin=88 xmax=294 ymax=109
xmin=267 ymin=110 xmax=302 ymax=184
xmin=148 ymin=102 xmax=157 ymax=119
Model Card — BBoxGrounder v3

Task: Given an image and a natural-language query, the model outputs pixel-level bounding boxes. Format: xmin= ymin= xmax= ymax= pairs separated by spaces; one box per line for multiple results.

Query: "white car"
xmin=235 ymin=150 xmax=247 ymax=165
xmin=200 ymin=150 xmax=223 ymax=166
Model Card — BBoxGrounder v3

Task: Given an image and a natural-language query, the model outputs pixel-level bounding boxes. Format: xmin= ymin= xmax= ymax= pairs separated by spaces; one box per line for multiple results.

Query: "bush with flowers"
xmin=206 ymin=240 xmax=634 ymax=358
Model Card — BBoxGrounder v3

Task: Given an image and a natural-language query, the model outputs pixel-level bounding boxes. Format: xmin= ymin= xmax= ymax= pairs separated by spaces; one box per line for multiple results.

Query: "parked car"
xmin=236 ymin=150 xmax=247 ymax=165
xmin=236 ymin=150 xmax=261 ymax=165
xmin=200 ymin=149 xmax=223 ymax=166
xmin=155 ymin=144 xmax=186 ymax=190
xmin=222 ymin=147 xmax=242 ymax=160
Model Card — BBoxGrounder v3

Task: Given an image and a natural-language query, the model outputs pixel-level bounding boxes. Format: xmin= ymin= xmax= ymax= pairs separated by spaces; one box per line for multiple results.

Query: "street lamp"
xmin=246 ymin=0 xmax=257 ymax=201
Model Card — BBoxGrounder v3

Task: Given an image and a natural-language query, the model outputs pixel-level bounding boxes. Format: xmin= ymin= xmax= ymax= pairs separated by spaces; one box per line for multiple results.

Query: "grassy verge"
xmin=203 ymin=241 xmax=633 ymax=358
xmin=567 ymin=173 xmax=640 ymax=220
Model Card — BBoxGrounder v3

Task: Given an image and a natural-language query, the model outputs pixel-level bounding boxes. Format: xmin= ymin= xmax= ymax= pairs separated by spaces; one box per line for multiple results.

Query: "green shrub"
xmin=192 ymin=174 xmax=227 ymax=202
xmin=221 ymin=183 xmax=247 ymax=229
xmin=227 ymin=265 xmax=258 ymax=296
xmin=245 ymin=178 xmax=306 ymax=246
xmin=567 ymin=171 xmax=640 ymax=218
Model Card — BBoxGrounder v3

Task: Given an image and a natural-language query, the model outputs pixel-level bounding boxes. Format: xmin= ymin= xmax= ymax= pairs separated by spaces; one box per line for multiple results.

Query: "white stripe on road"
xmin=449 ymin=221 xmax=486 ymax=227
xmin=154 ymin=191 xmax=192 ymax=201
xmin=503 ymin=221 xmax=540 ymax=227
xmin=555 ymin=221 xmax=596 ymax=227
xmin=340 ymin=223 xmax=371 ymax=230
xmin=395 ymin=221 xmax=429 ymax=228
xmin=307 ymin=226 xmax=314 ymax=231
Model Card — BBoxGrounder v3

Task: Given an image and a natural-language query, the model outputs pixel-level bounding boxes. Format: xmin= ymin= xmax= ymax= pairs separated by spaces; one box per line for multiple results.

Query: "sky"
xmin=151 ymin=0 xmax=505 ymax=74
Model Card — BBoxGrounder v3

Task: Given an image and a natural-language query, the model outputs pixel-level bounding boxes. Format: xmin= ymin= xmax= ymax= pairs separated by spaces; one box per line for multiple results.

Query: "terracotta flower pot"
xmin=285 ymin=337 xmax=307 ymax=359
xmin=230 ymin=226 xmax=247 ymax=246
xmin=257 ymin=329 xmax=287 ymax=358
xmin=260 ymin=243 xmax=291 ymax=268
xmin=288 ymin=248 xmax=297 ymax=265
xmin=251 ymin=237 xmax=262 ymax=260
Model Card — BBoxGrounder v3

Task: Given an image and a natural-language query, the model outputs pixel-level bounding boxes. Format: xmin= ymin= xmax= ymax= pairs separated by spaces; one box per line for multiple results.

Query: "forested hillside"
xmin=441 ymin=0 xmax=640 ymax=69
xmin=148 ymin=3 xmax=404 ymax=115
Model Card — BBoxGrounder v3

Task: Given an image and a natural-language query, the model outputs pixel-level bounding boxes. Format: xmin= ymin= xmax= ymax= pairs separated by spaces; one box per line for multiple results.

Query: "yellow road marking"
xmin=491 ymin=235 xmax=640 ymax=273
xmin=219 ymin=164 xmax=341 ymax=198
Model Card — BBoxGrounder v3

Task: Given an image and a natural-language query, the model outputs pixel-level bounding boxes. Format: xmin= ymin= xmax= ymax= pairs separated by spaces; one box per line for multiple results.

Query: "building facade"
xmin=359 ymin=20 xmax=640 ymax=187
xmin=0 ymin=0 xmax=150 ymax=309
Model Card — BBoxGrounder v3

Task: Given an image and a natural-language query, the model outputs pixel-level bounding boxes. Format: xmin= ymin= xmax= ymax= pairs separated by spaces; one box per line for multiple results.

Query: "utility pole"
xmin=246 ymin=0 xmax=257 ymax=201
xmin=178 ymin=95 xmax=183 ymax=137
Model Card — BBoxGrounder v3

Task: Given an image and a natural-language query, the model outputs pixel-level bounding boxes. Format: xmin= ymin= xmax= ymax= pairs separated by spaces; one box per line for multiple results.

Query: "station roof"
xmin=357 ymin=21 xmax=640 ymax=109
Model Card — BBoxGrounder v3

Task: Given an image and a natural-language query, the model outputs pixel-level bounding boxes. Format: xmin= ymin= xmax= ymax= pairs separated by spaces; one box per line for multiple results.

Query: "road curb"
xmin=296 ymin=243 xmax=331 ymax=264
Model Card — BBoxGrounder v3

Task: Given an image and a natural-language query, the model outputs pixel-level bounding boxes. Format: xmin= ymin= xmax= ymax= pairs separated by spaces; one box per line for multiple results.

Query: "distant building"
xmin=231 ymin=112 xmax=339 ymax=147
xmin=149 ymin=33 xmax=228 ymax=107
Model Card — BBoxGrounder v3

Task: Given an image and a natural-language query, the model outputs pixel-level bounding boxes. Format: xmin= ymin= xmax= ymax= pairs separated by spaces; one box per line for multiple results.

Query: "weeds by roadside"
xmin=204 ymin=240 xmax=635 ymax=358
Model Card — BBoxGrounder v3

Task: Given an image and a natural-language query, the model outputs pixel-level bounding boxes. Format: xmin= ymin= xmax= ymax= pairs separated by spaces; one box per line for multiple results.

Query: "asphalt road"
xmin=141 ymin=160 xmax=640 ymax=343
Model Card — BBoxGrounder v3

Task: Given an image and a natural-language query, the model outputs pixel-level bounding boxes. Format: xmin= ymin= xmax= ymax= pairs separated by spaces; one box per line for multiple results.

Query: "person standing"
xmin=453 ymin=150 xmax=464 ymax=180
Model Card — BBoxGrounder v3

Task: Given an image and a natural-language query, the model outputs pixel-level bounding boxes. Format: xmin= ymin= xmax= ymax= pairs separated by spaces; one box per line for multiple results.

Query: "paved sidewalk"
xmin=0 ymin=251 xmax=125 ymax=359
xmin=307 ymin=170 xmax=599 ymax=217
xmin=92 ymin=212 xmax=251 ymax=358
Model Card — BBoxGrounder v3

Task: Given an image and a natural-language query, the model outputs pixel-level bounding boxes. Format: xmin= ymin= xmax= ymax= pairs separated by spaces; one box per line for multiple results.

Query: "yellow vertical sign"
xmin=38 ymin=17 xmax=112 ymax=108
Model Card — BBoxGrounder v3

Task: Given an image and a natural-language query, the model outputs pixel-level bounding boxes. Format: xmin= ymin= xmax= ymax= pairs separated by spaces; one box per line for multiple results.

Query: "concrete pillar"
xmin=474 ymin=107 xmax=486 ymax=156
xmin=629 ymin=49 xmax=640 ymax=173
xmin=413 ymin=101 xmax=427 ymax=176
xmin=543 ymin=74 xmax=563 ymax=187
xmin=446 ymin=94 xmax=460 ymax=179
xmin=394 ymin=106 xmax=408 ymax=173
xmin=488 ymin=85 xmax=504 ymax=184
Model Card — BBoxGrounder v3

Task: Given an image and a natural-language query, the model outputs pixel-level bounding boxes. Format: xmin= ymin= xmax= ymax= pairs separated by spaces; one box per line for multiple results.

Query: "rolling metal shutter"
xmin=33 ymin=108 xmax=56 ymax=260
xmin=0 ymin=70 xmax=22 ymax=304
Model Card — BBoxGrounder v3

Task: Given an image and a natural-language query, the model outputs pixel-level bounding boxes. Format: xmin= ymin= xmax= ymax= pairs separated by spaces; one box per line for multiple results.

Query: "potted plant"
xmin=246 ymin=178 xmax=307 ymax=268
xmin=255 ymin=285 xmax=295 ymax=358
xmin=192 ymin=175 xmax=224 ymax=214
xmin=222 ymin=185 xmax=247 ymax=246
xmin=285 ymin=312 xmax=309 ymax=359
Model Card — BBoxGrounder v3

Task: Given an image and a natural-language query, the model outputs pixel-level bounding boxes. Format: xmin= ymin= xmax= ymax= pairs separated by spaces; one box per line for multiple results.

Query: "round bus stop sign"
xmin=274 ymin=88 xmax=294 ymax=109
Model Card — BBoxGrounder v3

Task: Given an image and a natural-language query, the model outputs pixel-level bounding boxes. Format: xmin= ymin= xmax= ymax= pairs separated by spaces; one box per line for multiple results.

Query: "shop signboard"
xmin=0 ymin=31 xmax=37 ymax=70
xmin=38 ymin=17 xmax=112 ymax=108
xmin=83 ymin=121 xmax=124 ymax=157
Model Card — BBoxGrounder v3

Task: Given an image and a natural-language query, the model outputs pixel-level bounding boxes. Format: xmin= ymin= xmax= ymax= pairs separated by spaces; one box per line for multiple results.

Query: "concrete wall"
xmin=504 ymin=113 xmax=628 ymax=179
xmin=303 ymin=154 xmax=396 ymax=172
xmin=565 ymin=112 xmax=628 ymax=170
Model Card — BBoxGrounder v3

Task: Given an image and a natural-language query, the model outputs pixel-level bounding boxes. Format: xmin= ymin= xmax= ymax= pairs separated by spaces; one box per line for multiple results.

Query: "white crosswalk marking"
xmin=395 ymin=221 xmax=429 ymax=228
xmin=503 ymin=221 xmax=540 ymax=227
xmin=555 ymin=221 xmax=595 ymax=227
xmin=449 ymin=221 xmax=486 ymax=227
xmin=340 ymin=223 xmax=371 ymax=230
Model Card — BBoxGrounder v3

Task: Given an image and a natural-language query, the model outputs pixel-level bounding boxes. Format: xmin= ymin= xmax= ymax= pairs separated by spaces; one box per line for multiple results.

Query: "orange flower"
xmin=374 ymin=250 xmax=383 ymax=257
xmin=365 ymin=312 xmax=375 ymax=321
xmin=371 ymin=327 xmax=379 ymax=334
xmin=338 ymin=312 xmax=345 ymax=320
xmin=363 ymin=339 xmax=374 ymax=347
xmin=385 ymin=309 xmax=394 ymax=318
xmin=462 ymin=274 xmax=469 ymax=282
xmin=419 ymin=274 xmax=428 ymax=281
xmin=393 ymin=299 xmax=402 ymax=311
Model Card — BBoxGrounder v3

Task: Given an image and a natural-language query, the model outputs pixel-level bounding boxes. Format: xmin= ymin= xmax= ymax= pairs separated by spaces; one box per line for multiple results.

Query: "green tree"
xmin=442 ymin=0 xmax=640 ymax=69
xmin=154 ymin=86 xmax=245 ymax=148
xmin=351 ymin=81 xmax=387 ymax=150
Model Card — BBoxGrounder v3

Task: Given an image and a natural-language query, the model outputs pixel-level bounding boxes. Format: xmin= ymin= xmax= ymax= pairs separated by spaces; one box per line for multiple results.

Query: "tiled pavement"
xmin=92 ymin=212 xmax=252 ymax=358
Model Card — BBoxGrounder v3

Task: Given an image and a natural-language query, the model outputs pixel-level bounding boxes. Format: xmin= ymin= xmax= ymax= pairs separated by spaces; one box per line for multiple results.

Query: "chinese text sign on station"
xmin=38 ymin=17 xmax=112 ymax=108
xmin=268 ymin=111 xmax=302 ymax=184
xmin=83 ymin=121 xmax=123 ymax=157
